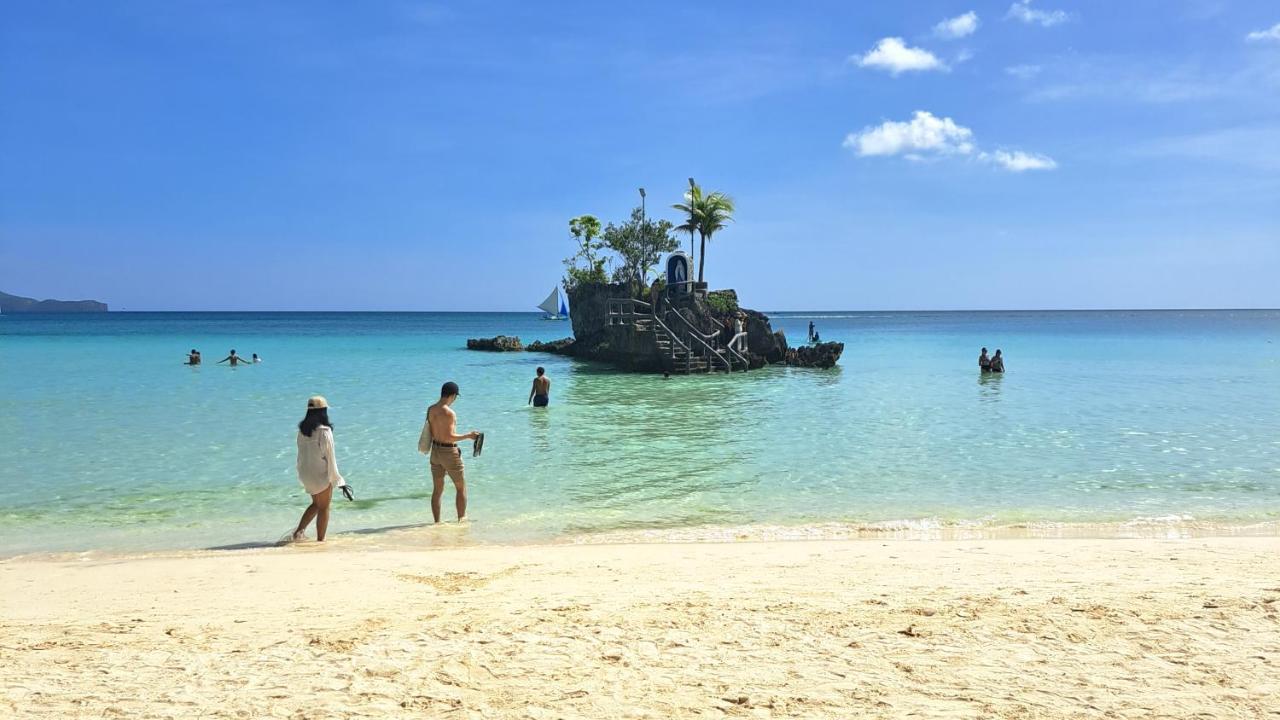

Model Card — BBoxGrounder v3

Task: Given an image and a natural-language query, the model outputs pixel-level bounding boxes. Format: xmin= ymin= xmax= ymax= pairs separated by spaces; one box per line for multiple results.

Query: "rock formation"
xmin=563 ymin=282 xmax=666 ymax=371
xmin=561 ymin=281 xmax=839 ymax=373
xmin=465 ymin=282 xmax=842 ymax=373
xmin=786 ymin=341 xmax=845 ymax=369
xmin=526 ymin=338 xmax=575 ymax=354
xmin=466 ymin=335 xmax=523 ymax=352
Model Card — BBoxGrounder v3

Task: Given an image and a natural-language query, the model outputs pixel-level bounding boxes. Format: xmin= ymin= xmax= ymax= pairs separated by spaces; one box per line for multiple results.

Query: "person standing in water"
xmin=293 ymin=396 xmax=348 ymax=542
xmin=990 ymin=349 xmax=1005 ymax=373
xmin=528 ymin=367 xmax=551 ymax=407
xmin=185 ymin=349 xmax=201 ymax=365
xmin=979 ymin=347 xmax=991 ymax=372
xmin=217 ymin=349 xmax=249 ymax=366
xmin=808 ymin=321 xmax=815 ymax=343
xmin=418 ymin=381 xmax=480 ymax=523
xmin=251 ymin=353 xmax=262 ymax=363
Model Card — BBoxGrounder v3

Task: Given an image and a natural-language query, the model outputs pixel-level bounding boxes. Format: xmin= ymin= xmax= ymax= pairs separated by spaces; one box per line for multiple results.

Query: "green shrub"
xmin=706 ymin=292 xmax=739 ymax=314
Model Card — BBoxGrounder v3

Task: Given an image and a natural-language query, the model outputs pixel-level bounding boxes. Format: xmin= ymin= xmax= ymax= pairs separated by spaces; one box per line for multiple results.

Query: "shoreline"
xmin=4 ymin=516 xmax=1279 ymax=563
xmin=4 ymin=536 xmax=1278 ymax=718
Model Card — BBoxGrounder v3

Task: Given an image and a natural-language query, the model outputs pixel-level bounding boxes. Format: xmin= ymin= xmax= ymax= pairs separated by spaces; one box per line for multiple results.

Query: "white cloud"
xmin=843 ymin=111 xmax=974 ymax=157
xmin=1006 ymin=0 xmax=1069 ymax=27
xmin=934 ymin=11 xmax=979 ymax=39
xmin=1005 ymin=64 xmax=1042 ymax=79
xmin=853 ymin=37 xmax=946 ymax=75
xmin=844 ymin=111 xmax=1057 ymax=172
xmin=985 ymin=150 xmax=1058 ymax=171
xmin=1245 ymin=22 xmax=1280 ymax=42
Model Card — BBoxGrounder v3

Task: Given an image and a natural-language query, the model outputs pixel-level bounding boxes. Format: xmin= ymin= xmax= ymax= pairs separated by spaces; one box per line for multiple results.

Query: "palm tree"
xmin=693 ymin=191 xmax=734 ymax=285
xmin=672 ymin=185 xmax=703 ymax=278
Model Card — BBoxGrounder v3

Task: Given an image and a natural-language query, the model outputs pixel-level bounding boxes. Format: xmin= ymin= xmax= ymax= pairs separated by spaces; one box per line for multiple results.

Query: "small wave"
xmin=564 ymin=518 xmax=1280 ymax=545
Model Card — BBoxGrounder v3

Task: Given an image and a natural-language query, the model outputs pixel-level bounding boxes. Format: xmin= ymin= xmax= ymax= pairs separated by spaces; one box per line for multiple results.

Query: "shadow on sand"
xmin=205 ymin=519 xmax=469 ymax=552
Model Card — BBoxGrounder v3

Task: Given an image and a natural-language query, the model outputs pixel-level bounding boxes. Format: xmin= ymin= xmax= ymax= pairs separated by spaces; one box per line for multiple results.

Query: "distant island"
xmin=0 ymin=290 xmax=108 ymax=313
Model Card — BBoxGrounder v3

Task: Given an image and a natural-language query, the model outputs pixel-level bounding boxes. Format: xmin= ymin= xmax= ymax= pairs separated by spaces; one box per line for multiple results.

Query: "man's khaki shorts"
xmin=430 ymin=445 xmax=466 ymax=485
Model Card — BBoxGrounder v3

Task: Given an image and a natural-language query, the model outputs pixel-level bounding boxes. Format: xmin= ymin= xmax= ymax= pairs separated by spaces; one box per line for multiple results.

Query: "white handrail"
xmin=661 ymin=299 xmax=732 ymax=373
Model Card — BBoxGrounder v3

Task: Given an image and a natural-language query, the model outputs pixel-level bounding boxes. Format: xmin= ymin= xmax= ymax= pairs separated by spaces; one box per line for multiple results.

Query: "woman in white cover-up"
xmin=293 ymin=395 xmax=346 ymax=541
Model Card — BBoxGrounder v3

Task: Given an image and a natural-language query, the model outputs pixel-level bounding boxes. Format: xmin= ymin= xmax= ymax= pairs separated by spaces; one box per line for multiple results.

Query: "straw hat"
xmin=307 ymin=395 xmax=329 ymax=410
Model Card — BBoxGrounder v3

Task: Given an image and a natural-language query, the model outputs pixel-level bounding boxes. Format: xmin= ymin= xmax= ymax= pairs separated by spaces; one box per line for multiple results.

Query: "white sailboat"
xmin=537 ymin=287 xmax=568 ymax=320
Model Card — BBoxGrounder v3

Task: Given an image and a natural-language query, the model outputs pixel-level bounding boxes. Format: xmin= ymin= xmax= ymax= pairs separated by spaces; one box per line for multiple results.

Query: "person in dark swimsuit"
xmin=529 ymin=367 xmax=551 ymax=407
xmin=186 ymin=349 xmax=201 ymax=365
xmin=979 ymin=347 xmax=991 ymax=372
xmin=990 ymin=349 xmax=1005 ymax=373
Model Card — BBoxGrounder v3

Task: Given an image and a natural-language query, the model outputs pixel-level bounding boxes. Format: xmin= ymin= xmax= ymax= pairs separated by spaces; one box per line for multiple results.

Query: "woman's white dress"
xmin=296 ymin=426 xmax=346 ymax=495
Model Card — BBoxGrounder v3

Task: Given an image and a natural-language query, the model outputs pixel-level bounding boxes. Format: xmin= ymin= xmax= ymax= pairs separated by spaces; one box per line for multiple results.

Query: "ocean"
xmin=1 ymin=310 xmax=1277 ymax=556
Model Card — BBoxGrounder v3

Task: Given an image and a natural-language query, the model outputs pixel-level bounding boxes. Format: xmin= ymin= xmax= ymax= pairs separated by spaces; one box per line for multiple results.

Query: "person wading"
xmin=528 ymin=367 xmax=551 ymax=407
xmin=293 ymin=396 xmax=349 ymax=541
xmin=418 ymin=381 xmax=481 ymax=523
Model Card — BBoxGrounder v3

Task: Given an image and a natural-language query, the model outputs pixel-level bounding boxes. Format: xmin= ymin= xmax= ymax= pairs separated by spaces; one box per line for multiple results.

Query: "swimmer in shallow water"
xmin=990 ymin=349 xmax=1005 ymax=373
xmin=979 ymin=347 xmax=991 ymax=372
xmin=217 ymin=349 xmax=249 ymax=366
xmin=528 ymin=366 xmax=551 ymax=407
xmin=185 ymin=349 xmax=201 ymax=365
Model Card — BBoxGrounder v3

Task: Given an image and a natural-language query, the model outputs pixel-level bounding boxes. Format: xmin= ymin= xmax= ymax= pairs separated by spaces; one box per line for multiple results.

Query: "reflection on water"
xmin=527 ymin=405 xmax=552 ymax=455
xmin=556 ymin=369 xmax=755 ymax=533
xmin=978 ymin=371 xmax=1003 ymax=402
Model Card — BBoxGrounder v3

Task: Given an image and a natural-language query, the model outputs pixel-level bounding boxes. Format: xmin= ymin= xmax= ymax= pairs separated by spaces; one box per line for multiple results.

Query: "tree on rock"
xmin=602 ymin=207 xmax=679 ymax=296
xmin=564 ymin=215 xmax=607 ymax=290
xmin=673 ymin=183 xmax=735 ymax=285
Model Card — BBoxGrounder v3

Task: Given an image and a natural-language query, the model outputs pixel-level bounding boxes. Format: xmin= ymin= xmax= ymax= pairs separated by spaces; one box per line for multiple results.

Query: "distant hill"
xmin=0 ymin=290 xmax=108 ymax=313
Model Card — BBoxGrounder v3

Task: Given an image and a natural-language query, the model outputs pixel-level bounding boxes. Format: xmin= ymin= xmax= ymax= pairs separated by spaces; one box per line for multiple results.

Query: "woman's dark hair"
xmin=298 ymin=408 xmax=333 ymax=437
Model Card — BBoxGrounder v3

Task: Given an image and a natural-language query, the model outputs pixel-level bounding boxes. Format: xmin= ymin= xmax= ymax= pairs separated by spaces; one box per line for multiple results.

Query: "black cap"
xmin=441 ymin=381 xmax=460 ymax=397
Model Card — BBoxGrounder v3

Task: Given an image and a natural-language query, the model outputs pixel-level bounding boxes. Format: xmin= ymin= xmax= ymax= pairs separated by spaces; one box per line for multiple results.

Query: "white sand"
xmin=3 ymin=537 xmax=1278 ymax=718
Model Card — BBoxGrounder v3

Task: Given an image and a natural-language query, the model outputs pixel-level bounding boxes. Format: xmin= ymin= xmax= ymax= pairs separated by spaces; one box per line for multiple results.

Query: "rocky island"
xmin=467 ymin=181 xmax=842 ymax=374
xmin=471 ymin=280 xmax=843 ymax=374
xmin=0 ymin=290 xmax=108 ymax=313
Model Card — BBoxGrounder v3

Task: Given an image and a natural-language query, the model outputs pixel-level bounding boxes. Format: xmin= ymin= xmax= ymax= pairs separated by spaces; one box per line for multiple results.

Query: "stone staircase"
xmin=609 ymin=296 xmax=742 ymax=375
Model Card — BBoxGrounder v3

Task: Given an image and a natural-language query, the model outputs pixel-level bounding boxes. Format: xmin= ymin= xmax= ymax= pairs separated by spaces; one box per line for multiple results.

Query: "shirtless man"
xmin=186 ymin=349 xmax=201 ymax=365
xmin=216 ymin=349 xmax=249 ymax=366
xmin=417 ymin=381 xmax=480 ymax=523
xmin=528 ymin=367 xmax=551 ymax=407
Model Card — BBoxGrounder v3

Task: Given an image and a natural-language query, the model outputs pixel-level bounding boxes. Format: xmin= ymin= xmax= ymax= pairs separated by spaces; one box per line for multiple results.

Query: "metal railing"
xmin=725 ymin=332 xmax=750 ymax=369
xmin=660 ymin=298 xmax=733 ymax=373
xmin=651 ymin=312 xmax=693 ymax=371
xmin=607 ymin=297 xmax=651 ymax=325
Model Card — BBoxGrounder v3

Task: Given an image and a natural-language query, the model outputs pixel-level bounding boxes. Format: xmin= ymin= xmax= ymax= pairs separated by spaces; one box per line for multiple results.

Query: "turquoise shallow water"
xmin=1 ymin=310 xmax=1278 ymax=555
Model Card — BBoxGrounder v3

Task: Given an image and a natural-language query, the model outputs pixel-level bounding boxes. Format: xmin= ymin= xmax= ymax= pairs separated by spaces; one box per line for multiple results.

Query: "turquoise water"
xmin=1 ymin=310 xmax=1278 ymax=555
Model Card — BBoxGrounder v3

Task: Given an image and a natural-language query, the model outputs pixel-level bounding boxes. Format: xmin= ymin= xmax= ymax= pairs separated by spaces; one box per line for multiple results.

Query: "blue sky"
xmin=1 ymin=0 xmax=1277 ymax=310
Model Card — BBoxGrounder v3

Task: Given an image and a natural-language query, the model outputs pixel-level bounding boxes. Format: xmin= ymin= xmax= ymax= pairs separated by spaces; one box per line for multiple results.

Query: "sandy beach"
xmin=3 ymin=537 xmax=1278 ymax=719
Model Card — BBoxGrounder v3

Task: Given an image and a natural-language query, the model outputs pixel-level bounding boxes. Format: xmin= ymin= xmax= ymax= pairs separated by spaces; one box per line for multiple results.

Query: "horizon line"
xmin=23 ymin=307 xmax=1280 ymax=314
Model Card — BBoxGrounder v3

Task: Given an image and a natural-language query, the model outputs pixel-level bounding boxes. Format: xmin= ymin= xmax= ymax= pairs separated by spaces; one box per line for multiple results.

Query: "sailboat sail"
xmin=537 ymin=287 xmax=561 ymax=315
xmin=559 ymin=298 xmax=568 ymax=316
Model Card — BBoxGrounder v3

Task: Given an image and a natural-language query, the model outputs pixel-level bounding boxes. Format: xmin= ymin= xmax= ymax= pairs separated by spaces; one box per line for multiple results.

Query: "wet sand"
xmin=2 ymin=537 xmax=1278 ymax=718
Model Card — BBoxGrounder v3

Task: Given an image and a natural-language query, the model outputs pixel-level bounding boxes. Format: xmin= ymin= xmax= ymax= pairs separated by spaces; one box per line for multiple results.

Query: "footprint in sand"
xmin=395 ymin=567 xmax=520 ymax=594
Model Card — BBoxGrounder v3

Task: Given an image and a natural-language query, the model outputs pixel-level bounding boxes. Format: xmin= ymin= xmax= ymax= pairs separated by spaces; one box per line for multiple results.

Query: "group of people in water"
xmin=978 ymin=347 xmax=1006 ymax=373
xmin=807 ymin=321 xmax=822 ymax=344
xmin=185 ymin=348 xmax=260 ymax=366
xmin=291 ymin=367 xmax=553 ymax=542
